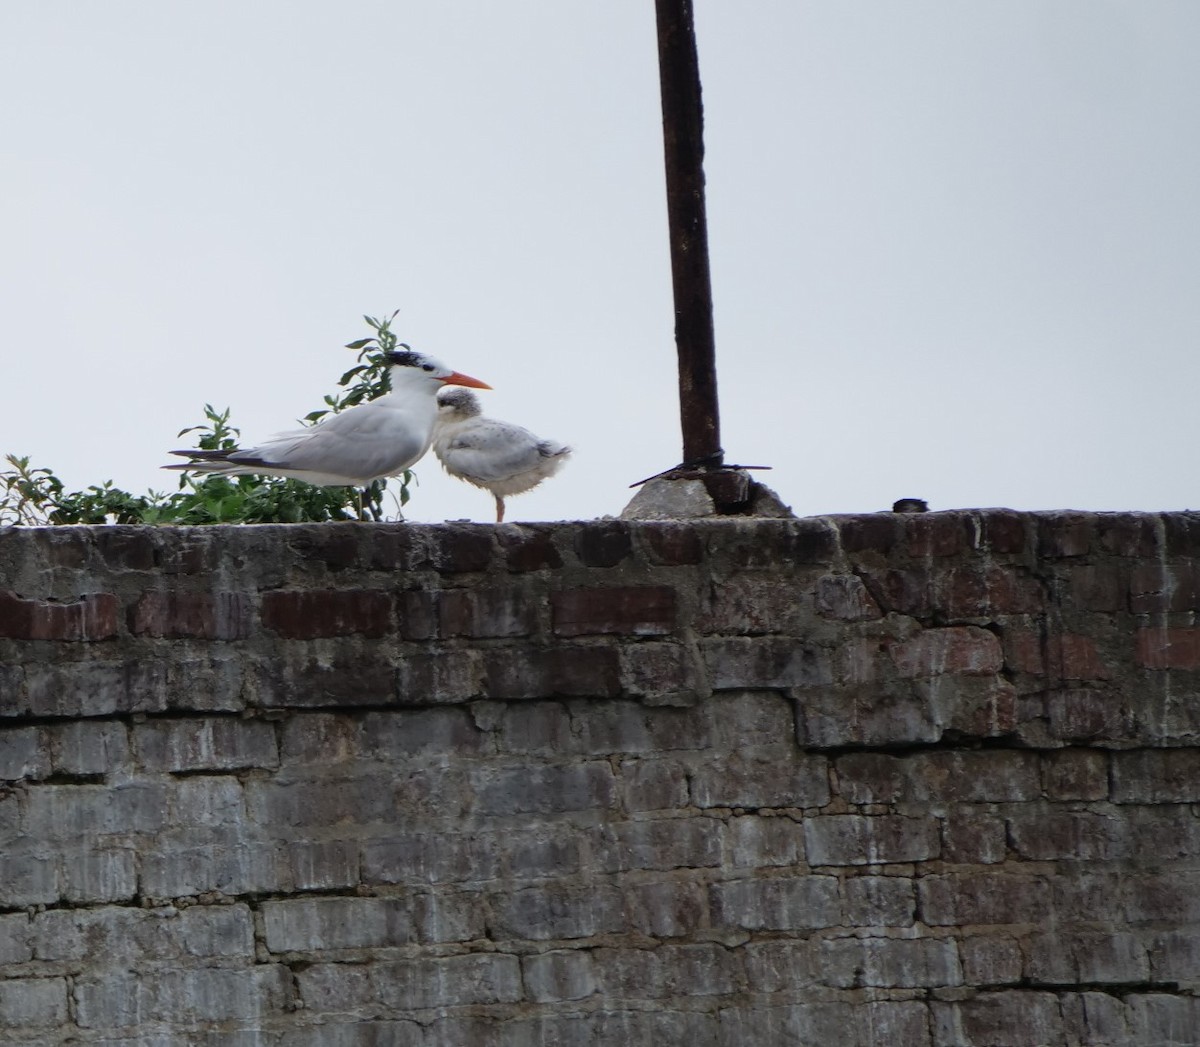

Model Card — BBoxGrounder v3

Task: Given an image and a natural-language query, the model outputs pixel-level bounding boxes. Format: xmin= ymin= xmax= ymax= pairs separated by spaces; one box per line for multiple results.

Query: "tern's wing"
xmin=247 ymin=402 xmax=430 ymax=479
xmin=440 ymin=420 xmax=547 ymax=482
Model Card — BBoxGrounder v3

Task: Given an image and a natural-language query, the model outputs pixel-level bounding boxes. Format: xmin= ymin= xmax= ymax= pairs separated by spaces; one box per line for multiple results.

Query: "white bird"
xmin=432 ymin=388 xmax=571 ymax=523
xmin=165 ymin=350 xmax=491 ymax=487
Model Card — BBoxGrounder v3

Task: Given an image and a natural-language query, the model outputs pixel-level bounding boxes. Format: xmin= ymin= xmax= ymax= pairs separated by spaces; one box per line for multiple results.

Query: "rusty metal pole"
xmin=655 ymin=0 xmax=723 ymax=469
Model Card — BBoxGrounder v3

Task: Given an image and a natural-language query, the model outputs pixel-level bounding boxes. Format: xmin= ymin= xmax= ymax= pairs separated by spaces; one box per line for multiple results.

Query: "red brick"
xmin=552 ymin=587 xmax=675 ymax=637
xmin=942 ymin=565 xmax=1044 ymax=616
xmin=129 ymin=591 xmax=250 ymax=640
xmin=890 ymin=627 xmax=1002 ymax=678
xmin=1136 ymin=627 xmax=1200 ymax=670
xmin=700 ymin=576 xmax=804 ymax=633
xmin=1060 ymin=565 xmax=1125 ymax=612
xmin=497 ymin=528 xmax=563 ymax=572
xmin=1097 ymin=514 xmax=1161 ymax=557
xmin=815 ymin=575 xmax=881 ymax=621
xmin=1129 ymin=563 xmax=1200 ymax=612
xmin=721 ymin=520 xmax=838 ymax=568
xmin=640 ymin=524 xmax=704 ymax=565
xmin=901 ymin=513 xmax=971 ymax=557
xmin=838 ymin=515 xmax=899 ymax=554
xmin=1038 ymin=514 xmax=1093 ymax=557
xmin=0 ymin=591 xmax=119 ymax=641
xmin=261 ymin=589 xmax=392 ymax=638
xmin=1010 ymin=629 xmax=1112 ymax=680
xmin=979 ymin=511 xmax=1028 ymax=554
xmin=574 ymin=523 xmax=632 ymax=567
xmin=861 ymin=568 xmax=933 ymax=615
xmin=440 ymin=587 xmax=537 ymax=638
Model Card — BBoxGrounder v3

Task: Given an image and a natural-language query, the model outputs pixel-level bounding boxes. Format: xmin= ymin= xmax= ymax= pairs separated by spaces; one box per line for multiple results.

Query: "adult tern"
xmin=431 ymin=388 xmax=571 ymax=522
xmin=165 ymin=350 xmax=491 ymax=487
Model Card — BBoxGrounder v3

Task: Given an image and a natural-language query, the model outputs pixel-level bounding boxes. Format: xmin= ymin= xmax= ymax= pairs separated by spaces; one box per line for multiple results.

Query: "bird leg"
xmin=494 ymin=495 xmax=505 ymax=524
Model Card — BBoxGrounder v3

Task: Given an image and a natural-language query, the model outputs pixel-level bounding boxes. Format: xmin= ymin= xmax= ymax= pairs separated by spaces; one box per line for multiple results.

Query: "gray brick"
xmin=473 ymin=762 xmax=616 ymax=815
xmin=933 ymin=990 xmax=1064 ymax=1047
xmin=491 ymin=884 xmax=625 ymax=940
xmin=1127 ymin=994 xmax=1200 ymax=1047
xmin=373 ymin=953 xmax=523 ymax=1009
xmin=0 ymin=851 xmax=58 ymax=907
xmin=1150 ymin=928 xmax=1200 ymax=980
xmin=1060 ymin=991 xmax=1131 ymax=1046
xmin=177 ymin=904 xmax=256 ymax=958
xmin=502 ymin=827 xmax=586 ymax=881
xmin=359 ymin=707 xmax=484 ymax=757
xmin=293 ymin=962 xmax=374 ymax=1013
xmin=718 ymin=1002 xmax=854 ymax=1046
xmin=0 ymin=977 xmax=68 ymax=1027
xmin=702 ymin=638 xmax=832 ymax=689
xmin=60 ymin=846 xmax=136 ymax=903
xmin=522 ymin=950 xmax=597 ymax=1002
xmin=139 ymin=835 xmax=285 ymax=898
xmin=691 ymin=750 xmax=830 ymax=809
xmin=172 ymin=776 xmax=246 ymax=829
xmin=805 ymin=814 xmax=939 ymax=866
xmin=414 ymin=891 xmax=487 ymax=943
xmin=959 ymin=935 xmax=1023 ymax=985
xmin=820 ymin=935 xmax=962 ymax=988
xmin=362 ymin=832 xmax=500 ymax=886
xmin=724 ymin=814 xmax=804 ymax=868
xmin=1025 ymin=931 xmax=1149 ymax=984
xmin=593 ymin=943 xmax=740 ymax=999
xmin=920 ymin=872 xmax=1052 ymax=926
xmin=844 ymin=875 xmax=916 ymax=926
xmin=287 ymin=839 xmax=360 ymax=890
xmin=134 ymin=717 xmax=278 ymax=772
xmin=1111 ymin=749 xmax=1200 ymax=803
xmin=263 ymin=897 xmax=416 ymax=951
xmin=49 ymin=719 xmax=129 ymax=776
xmin=710 ymin=876 xmax=841 ymax=931
xmin=607 ymin=818 xmax=721 ymax=871
xmin=743 ymin=940 xmax=817 ymax=992
xmin=621 ymin=757 xmax=690 ymax=811
xmin=624 ymin=880 xmax=707 ymax=938
xmin=572 ymin=701 xmax=711 ymax=754
xmin=25 ymin=781 xmax=167 ymax=838
xmin=0 ymin=726 xmax=49 ymax=781
xmin=0 ymin=913 xmax=33 ymax=964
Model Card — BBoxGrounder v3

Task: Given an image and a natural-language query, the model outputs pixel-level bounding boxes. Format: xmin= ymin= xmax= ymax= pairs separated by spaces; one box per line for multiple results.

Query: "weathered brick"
xmin=699 ymin=574 xmax=806 ymax=634
xmin=743 ymin=940 xmax=817 ymax=991
xmin=919 ymin=872 xmax=1052 ymax=926
xmin=0 ymin=977 xmax=68 ymax=1027
xmin=60 ymin=847 xmax=136 ymax=903
xmin=497 ymin=526 xmax=563 ymax=571
xmin=0 ymin=726 xmax=49 ymax=781
xmin=725 ymin=815 xmax=804 ymax=869
xmin=592 ymin=942 xmax=740 ymax=999
xmin=805 ymin=814 xmax=939 ymax=866
xmin=426 ymin=524 xmax=494 ymax=572
xmin=473 ymin=762 xmax=616 ymax=816
xmin=902 ymin=513 xmax=973 ymax=557
xmin=940 ymin=809 xmax=1008 ymax=865
xmin=360 ymin=707 xmax=484 ymax=757
xmin=522 ymin=950 xmax=597 ymax=1002
xmin=135 ymin=717 xmax=278 ymax=772
xmin=607 ymin=818 xmax=721 ymax=871
xmin=702 ymin=637 xmax=831 ymax=689
xmin=1149 ymin=929 xmax=1200 ymax=981
xmin=503 ymin=827 xmax=587 ymax=881
xmin=484 ymin=646 xmax=621 ymax=699
xmin=0 ymin=852 xmax=58 ymax=907
xmin=640 ymin=522 xmax=704 ymax=565
xmin=814 ymin=574 xmax=881 ymax=621
xmin=820 ymin=935 xmax=961 ymax=988
xmin=129 ymin=590 xmax=251 ymax=639
xmin=941 ymin=565 xmax=1044 ymax=617
xmin=1059 ymin=564 xmax=1126 ymax=612
xmin=1127 ymin=994 xmax=1200 ymax=1046
xmin=691 ymin=750 xmax=830 ymax=809
xmin=262 ymin=897 xmax=415 ymax=951
xmin=360 ymin=830 xmax=501 ymax=888
xmin=396 ymin=650 xmax=483 ymax=703
xmin=1025 ymin=931 xmax=1149 ymax=984
xmin=621 ymin=758 xmax=690 ymax=811
xmin=1130 ymin=562 xmax=1200 ymax=612
xmin=934 ymin=990 xmax=1064 ymax=1047
xmin=718 ymin=518 xmax=838 ymax=567
xmin=552 ymin=586 xmax=676 ymax=637
xmin=1038 ymin=513 xmax=1094 ymax=557
xmin=836 ymin=750 xmax=1040 ymax=804
xmin=26 ymin=781 xmax=167 ymax=838
xmin=890 ymin=626 xmax=1002 ymax=677
xmin=574 ymin=521 xmax=633 ymax=567
xmin=1136 ymin=626 xmax=1200 ymax=669
xmin=287 ymin=839 xmax=359 ymax=890
xmin=1061 ymin=991 xmax=1131 ymax=1046
xmin=1111 ymin=749 xmax=1200 ymax=802
xmin=261 ymin=588 xmax=392 ymax=638
xmin=94 ymin=529 xmax=158 ymax=570
xmin=709 ymin=876 xmax=841 ymax=931
xmin=255 ymin=653 xmax=396 ymax=708
xmin=844 ymin=875 xmax=916 ymax=926
xmin=0 ymin=913 xmax=33 ymax=965
xmin=1041 ymin=749 xmax=1108 ymax=800
xmin=619 ymin=641 xmax=708 ymax=703
xmin=139 ymin=836 xmax=286 ymax=898
xmin=1046 ymin=687 xmax=1131 ymax=741
xmin=490 ymin=884 xmax=625 ymax=940
xmin=838 ymin=514 xmax=899 ymax=554
xmin=1010 ymin=807 xmax=1200 ymax=862
xmin=624 ymin=880 xmax=707 ymax=938
xmin=0 ymin=590 xmax=119 ymax=641
xmin=958 ymin=935 xmax=1022 ymax=985
xmin=573 ymin=701 xmax=710 ymax=754
xmin=396 ymin=589 xmax=437 ymax=639
xmin=438 ymin=586 xmax=537 ymax=638
xmin=49 ymin=720 xmax=129 ymax=776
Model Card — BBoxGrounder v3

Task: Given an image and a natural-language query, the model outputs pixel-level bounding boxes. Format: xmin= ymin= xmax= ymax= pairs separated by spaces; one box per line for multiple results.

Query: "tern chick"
xmin=165 ymin=350 xmax=491 ymax=487
xmin=432 ymin=388 xmax=571 ymax=523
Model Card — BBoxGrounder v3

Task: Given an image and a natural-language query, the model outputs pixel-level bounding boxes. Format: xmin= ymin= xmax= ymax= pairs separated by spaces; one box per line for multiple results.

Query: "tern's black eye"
xmin=422 ymin=364 xmax=435 ymax=373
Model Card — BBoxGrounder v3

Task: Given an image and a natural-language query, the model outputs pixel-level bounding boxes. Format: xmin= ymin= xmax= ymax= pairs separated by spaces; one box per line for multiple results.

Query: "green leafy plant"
xmin=0 ymin=312 xmax=416 ymax=526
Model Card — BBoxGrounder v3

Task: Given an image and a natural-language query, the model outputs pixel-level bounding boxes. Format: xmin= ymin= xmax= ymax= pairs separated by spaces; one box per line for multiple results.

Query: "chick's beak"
xmin=444 ymin=371 xmax=492 ymax=390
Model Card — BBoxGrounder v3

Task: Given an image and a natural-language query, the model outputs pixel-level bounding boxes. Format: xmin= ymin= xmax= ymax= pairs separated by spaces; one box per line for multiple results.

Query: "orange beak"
xmin=444 ymin=371 xmax=492 ymax=390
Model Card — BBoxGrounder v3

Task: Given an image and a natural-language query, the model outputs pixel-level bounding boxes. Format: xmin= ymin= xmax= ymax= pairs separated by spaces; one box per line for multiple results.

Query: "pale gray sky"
xmin=3 ymin=2 xmax=1198 ymax=522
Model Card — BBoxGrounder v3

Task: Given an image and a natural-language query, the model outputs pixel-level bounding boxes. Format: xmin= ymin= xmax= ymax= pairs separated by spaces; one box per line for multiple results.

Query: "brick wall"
xmin=1 ymin=511 xmax=1199 ymax=1046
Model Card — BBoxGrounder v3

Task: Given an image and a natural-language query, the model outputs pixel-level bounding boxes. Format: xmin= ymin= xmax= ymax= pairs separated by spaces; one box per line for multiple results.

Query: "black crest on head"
xmin=387 ymin=348 xmax=422 ymax=368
